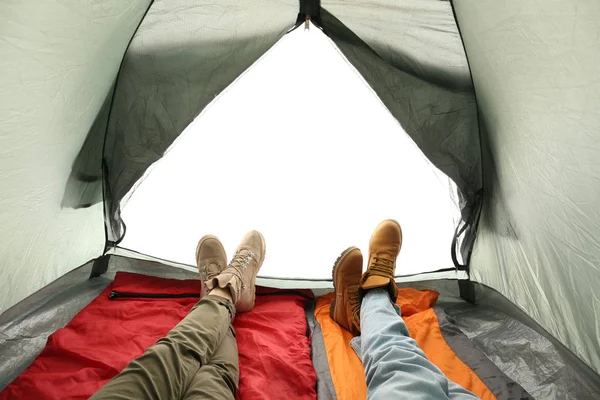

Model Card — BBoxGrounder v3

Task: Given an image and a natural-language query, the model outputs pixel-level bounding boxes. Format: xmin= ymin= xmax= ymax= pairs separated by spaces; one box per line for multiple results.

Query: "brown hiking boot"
xmin=196 ymin=235 xmax=227 ymax=297
xmin=207 ymin=230 xmax=266 ymax=313
xmin=330 ymin=247 xmax=363 ymax=336
xmin=360 ymin=219 xmax=402 ymax=301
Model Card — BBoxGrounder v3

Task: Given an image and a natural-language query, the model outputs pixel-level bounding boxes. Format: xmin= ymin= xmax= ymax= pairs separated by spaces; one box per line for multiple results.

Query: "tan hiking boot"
xmin=207 ymin=230 xmax=266 ymax=312
xmin=360 ymin=219 xmax=402 ymax=301
xmin=196 ymin=235 xmax=227 ymax=297
xmin=330 ymin=247 xmax=363 ymax=336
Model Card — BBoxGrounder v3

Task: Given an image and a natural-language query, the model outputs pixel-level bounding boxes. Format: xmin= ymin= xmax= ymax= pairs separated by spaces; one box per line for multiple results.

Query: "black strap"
xmin=451 ymin=189 xmax=484 ymax=271
xmin=299 ymin=0 xmax=319 ymax=16
xmin=291 ymin=0 xmax=322 ymax=32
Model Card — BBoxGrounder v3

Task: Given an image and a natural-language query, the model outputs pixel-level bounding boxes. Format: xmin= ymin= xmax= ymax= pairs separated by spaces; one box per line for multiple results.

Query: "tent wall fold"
xmin=103 ymin=0 xmax=298 ymax=241
xmin=0 ymin=0 xmax=151 ymax=313
xmin=320 ymin=0 xmax=482 ymax=262
xmin=455 ymin=0 xmax=600 ymax=374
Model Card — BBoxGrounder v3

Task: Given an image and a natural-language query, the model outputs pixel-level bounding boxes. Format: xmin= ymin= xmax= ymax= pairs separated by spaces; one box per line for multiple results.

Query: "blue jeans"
xmin=353 ymin=289 xmax=479 ymax=400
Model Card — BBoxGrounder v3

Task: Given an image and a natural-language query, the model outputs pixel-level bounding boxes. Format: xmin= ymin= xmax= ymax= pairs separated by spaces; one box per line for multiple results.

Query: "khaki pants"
xmin=91 ymin=295 xmax=238 ymax=400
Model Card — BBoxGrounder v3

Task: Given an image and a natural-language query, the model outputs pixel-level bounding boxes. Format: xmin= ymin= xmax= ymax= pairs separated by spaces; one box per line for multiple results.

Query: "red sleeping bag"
xmin=1 ymin=272 xmax=317 ymax=400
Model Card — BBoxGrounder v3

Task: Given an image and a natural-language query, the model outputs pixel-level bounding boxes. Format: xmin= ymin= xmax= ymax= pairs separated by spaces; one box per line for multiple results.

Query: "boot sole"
xmin=330 ymin=246 xmax=360 ymax=321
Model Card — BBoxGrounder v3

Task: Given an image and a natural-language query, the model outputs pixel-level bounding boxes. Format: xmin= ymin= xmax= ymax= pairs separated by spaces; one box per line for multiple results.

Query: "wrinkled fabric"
xmin=445 ymin=299 xmax=600 ymax=400
xmin=321 ymin=0 xmax=481 ymax=226
xmin=313 ymin=289 xmax=498 ymax=399
xmin=103 ymin=0 xmax=297 ymax=241
xmin=359 ymin=289 xmax=480 ymax=400
xmin=433 ymin=307 xmax=531 ymax=399
xmin=0 ymin=263 xmax=109 ymax=391
xmin=0 ymin=0 xmax=149 ymax=315
xmin=91 ymin=295 xmax=238 ymax=400
xmin=454 ymin=0 xmax=600 ymax=375
xmin=1 ymin=272 xmax=316 ymax=400
xmin=234 ymin=288 xmax=317 ymax=400
xmin=311 ymin=323 xmax=338 ymax=400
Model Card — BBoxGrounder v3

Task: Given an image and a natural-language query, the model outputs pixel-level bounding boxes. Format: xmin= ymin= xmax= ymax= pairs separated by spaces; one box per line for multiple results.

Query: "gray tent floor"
xmin=1 ymin=256 xmax=599 ymax=398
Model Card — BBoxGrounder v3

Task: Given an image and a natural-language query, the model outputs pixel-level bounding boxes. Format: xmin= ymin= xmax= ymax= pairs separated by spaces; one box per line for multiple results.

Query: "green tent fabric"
xmin=1 ymin=0 xmax=599 ymax=387
xmin=0 ymin=0 xmax=151 ymax=318
xmin=103 ymin=0 xmax=299 ymax=241
xmin=455 ymin=0 xmax=600 ymax=375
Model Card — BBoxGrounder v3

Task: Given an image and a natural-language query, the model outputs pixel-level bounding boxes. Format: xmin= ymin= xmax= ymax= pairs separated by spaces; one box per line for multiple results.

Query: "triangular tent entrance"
xmin=118 ymin=25 xmax=463 ymax=280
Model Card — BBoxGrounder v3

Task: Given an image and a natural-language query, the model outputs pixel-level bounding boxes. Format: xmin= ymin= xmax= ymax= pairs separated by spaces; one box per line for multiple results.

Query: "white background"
xmin=120 ymin=24 xmax=460 ymax=279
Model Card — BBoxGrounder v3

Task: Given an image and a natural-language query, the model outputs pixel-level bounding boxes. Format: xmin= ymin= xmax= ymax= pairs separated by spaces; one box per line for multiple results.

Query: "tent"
xmin=1 ymin=0 xmax=599 ymax=397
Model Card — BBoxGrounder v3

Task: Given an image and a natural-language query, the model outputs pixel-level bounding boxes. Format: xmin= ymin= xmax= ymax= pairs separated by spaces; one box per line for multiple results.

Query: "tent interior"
xmin=1 ymin=0 xmax=600 ymax=398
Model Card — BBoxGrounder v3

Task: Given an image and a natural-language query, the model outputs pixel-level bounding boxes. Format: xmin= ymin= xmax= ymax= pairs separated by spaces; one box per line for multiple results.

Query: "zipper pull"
xmin=109 ymin=291 xmax=118 ymax=299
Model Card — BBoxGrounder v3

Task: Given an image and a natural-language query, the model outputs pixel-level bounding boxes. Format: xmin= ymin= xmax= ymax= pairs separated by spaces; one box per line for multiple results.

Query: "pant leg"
xmin=91 ymin=295 xmax=235 ymax=400
xmin=360 ymin=289 xmax=479 ymax=400
xmin=449 ymin=382 xmax=481 ymax=400
xmin=182 ymin=326 xmax=239 ymax=400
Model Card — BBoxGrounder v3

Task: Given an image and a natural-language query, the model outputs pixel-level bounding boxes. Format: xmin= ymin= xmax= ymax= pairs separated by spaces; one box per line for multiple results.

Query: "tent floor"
xmin=1 ymin=256 xmax=599 ymax=398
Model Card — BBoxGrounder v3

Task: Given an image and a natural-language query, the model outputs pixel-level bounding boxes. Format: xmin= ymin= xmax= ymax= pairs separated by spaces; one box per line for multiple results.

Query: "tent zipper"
xmin=109 ymin=291 xmax=200 ymax=300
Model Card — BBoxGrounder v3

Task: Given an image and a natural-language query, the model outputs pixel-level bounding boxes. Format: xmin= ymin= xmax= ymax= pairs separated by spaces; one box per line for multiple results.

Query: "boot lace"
xmin=367 ymin=257 xmax=395 ymax=278
xmin=227 ymin=250 xmax=255 ymax=289
xmin=201 ymin=261 xmax=224 ymax=279
xmin=349 ymin=285 xmax=362 ymax=322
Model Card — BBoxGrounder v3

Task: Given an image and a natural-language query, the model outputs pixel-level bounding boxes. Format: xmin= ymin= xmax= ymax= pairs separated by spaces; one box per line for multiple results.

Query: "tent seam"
xmin=100 ymin=0 xmax=156 ymax=252
xmin=449 ymin=0 xmax=485 ymax=278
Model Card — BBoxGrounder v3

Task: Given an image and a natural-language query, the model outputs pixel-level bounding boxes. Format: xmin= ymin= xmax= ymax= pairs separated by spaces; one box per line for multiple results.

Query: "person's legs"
xmin=360 ymin=289 xmax=479 ymax=400
xmin=182 ymin=326 xmax=239 ymax=400
xmin=90 ymin=294 xmax=235 ymax=400
xmin=334 ymin=220 xmax=478 ymax=399
xmin=182 ymin=229 xmax=265 ymax=399
xmin=92 ymin=231 xmax=266 ymax=400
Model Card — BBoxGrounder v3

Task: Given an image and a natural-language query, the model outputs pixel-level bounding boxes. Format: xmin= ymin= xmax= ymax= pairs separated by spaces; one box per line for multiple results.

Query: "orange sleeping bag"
xmin=314 ymin=289 xmax=496 ymax=400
